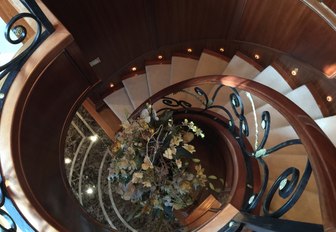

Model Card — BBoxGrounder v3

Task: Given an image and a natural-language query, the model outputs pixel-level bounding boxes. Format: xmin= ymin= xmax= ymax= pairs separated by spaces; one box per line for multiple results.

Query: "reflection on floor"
xmin=64 ymin=106 xmax=183 ymax=231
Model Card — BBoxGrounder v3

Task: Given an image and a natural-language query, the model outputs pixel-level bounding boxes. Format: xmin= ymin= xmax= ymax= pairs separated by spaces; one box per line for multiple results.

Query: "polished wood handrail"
xmin=132 ymin=75 xmax=336 ymax=231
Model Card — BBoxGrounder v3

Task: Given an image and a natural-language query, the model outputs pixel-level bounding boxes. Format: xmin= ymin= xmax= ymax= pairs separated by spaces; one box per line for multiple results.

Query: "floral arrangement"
xmin=108 ymin=104 xmax=209 ymax=218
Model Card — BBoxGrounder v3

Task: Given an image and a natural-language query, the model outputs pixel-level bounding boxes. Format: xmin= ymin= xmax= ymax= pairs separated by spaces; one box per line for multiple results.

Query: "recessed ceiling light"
xmin=254 ymin=54 xmax=260 ymax=60
xmin=219 ymin=48 xmax=225 ymax=52
xmin=187 ymin=48 xmax=192 ymax=53
xmin=64 ymin=157 xmax=72 ymax=164
xmin=291 ymin=68 xmax=299 ymax=76
xmin=131 ymin=67 xmax=137 ymax=71
xmin=158 ymin=55 xmax=163 ymax=60
xmin=326 ymin=96 xmax=333 ymax=102
xmin=89 ymin=134 xmax=98 ymax=142
xmin=86 ymin=187 xmax=94 ymax=195
xmin=109 ymin=83 xmax=114 ymax=88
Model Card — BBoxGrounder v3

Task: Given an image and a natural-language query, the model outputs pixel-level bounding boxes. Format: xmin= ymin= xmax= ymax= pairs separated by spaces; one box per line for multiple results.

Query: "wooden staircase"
xmin=103 ymin=48 xmax=335 ymax=227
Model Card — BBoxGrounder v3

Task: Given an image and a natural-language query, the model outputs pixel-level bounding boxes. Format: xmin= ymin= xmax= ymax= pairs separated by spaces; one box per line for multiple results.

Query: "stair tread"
xmin=245 ymin=84 xmax=323 ymax=132
xmin=208 ymin=53 xmax=261 ymax=116
xmin=122 ymin=73 xmax=150 ymax=109
xmin=222 ymin=65 xmax=293 ymax=123
xmin=194 ymin=50 xmax=229 ymax=77
xmin=170 ymin=56 xmax=198 ymax=85
xmin=146 ymin=63 xmax=171 ymax=96
xmin=265 ymin=179 xmax=322 ymax=224
xmin=285 ymin=85 xmax=323 ymax=120
xmin=264 ymin=154 xmax=317 ymax=193
xmin=103 ymin=87 xmax=134 ymax=122
xmin=222 ymin=54 xmax=260 ymax=78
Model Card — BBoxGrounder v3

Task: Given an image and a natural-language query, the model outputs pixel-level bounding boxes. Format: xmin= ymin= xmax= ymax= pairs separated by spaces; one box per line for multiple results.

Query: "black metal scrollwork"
xmin=0 ymin=0 xmax=54 ymax=230
xmin=1 ymin=13 xmax=42 ymax=80
xmin=159 ymin=83 xmax=312 ymax=220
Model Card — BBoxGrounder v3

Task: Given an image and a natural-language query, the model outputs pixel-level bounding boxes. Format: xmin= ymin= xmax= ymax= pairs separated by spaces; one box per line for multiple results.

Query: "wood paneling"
xmin=152 ymin=0 xmax=237 ymax=45
xmin=16 ymin=50 xmax=110 ymax=232
xmin=41 ymin=0 xmax=336 ymax=111
xmin=42 ymin=0 xmax=155 ymax=82
xmin=236 ymin=0 xmax=336 ymax=77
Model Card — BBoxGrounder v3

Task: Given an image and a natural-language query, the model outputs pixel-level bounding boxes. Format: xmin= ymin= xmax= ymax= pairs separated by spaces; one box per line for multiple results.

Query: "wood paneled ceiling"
xmin=42 ymin=0 xmax=336 ymax=100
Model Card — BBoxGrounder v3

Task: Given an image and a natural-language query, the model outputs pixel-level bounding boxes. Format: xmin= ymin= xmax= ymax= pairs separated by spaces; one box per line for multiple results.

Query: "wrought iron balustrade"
xmin=0 ymin=0 xmax=53 ymax=230
xmin=130 ymin=75 xmax=336 ymax=231
xmin=0 ymin=0 xmax=54 ymax=109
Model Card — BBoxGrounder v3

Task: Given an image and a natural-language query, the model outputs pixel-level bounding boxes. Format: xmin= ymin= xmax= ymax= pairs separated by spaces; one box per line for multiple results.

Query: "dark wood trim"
xmin=202 ymin=49 xmax=231 ymax=62
xmin=236 ymin=51 xmax=264 ymax=71
xmin=120 ymin=70 xmax=146 ymax=81
xmin=145 ymin=59 xmax=171 ymax=66
xmin=172 ymin=52 xmax=200 ymax=60
xmin=306 ymin=82 xmax=331 ymax=117
xmin=100 ymin=81 xmax=124 ymax=99
xmin=0 ymin=6 xmax=111 ymax=231
xmin=271 ymin=61 xmax=300 ymax=90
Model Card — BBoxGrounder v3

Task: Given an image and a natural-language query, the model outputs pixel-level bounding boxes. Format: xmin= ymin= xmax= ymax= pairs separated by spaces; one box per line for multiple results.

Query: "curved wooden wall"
xmin=0 ymin=3 xmax=111 ymax=231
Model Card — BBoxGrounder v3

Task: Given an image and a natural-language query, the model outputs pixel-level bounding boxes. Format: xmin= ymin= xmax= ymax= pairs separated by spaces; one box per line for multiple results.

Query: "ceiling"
xmin=41 ymin=0 xmax=336 ymax=110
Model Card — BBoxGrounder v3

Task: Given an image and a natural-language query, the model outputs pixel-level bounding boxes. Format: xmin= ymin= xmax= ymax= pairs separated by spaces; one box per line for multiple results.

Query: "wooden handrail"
xmin=132 ymin=75 xmax=336 ymax=231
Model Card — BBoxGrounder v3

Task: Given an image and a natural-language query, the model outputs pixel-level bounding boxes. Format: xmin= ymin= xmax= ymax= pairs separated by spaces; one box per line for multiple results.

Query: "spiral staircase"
xmin=102 ymin=49 xmax=335 ymax=229
xmin=1 ymin=0 xmax=336 ymax=231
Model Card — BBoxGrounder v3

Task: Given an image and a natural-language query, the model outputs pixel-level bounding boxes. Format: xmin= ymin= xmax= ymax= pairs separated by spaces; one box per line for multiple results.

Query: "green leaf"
xmin=215 ymin=188 xmax=221 ymax=193
xmin=192 ymin=158 xmax=200 ymax=163
xmin=209 ymin=182 xmax=215 ymax=191
xmin=219 ymin=178 xmax=224 ymax=185
xmin=208 ymin=175 xmax=217 ymax=180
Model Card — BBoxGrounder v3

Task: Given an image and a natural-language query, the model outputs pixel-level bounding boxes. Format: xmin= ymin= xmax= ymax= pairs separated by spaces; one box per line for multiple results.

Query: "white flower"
xmin=140 ymin=108 xmax=151 ymax=123
xmin=170 ymin=134 xmax=183 ymax=146
xmin=176 ymin=159 xmax=182 ymax=169
xmin=163 ymin=147 xmax=176 ymax=159
xmin=183 ymin=144 xmax=196 ymax=154
xmin=195 ymin=128 xmax=205 ymax=138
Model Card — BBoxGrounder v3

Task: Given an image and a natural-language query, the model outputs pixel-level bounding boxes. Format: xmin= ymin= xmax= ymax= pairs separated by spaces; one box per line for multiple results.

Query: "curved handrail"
xmin=132 ymin=75 xmax=336 ymax=231
xmin=301 ymin=0 xmax=336 ymax=31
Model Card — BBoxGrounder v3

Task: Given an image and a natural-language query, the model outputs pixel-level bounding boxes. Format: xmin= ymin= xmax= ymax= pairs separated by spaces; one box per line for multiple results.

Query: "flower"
xmin=176 ymin=159 xmax=182 ymax=169
xmin=140 ymin=108 xmax=151 ymax=123
xmin=142 ymin=156 xmax=153 ymax=170
xmin=108 ymin=104 xmax=210 ymax=219
xmin=163 ymin=147 xmax=176 ymax=159
xmin=183 ymin=144 xmax=196 ymax=154
xmin=142 ymin=181 xmax=152 ymax=188
xmin=131 ymin=172 xmax=143 ymax=183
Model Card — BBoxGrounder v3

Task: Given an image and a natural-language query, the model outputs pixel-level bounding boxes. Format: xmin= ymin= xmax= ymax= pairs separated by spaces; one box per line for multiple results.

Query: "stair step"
xmin=146 ymin=63 xmax=171 ymax=95
xmin=170 ymin=55 xmax=199 ymax=84
xmin=194 ymin=49 xmax=229 ymax=77
xmin=181 ymin=50 xmax=230 ymax=108
xmin=285 ymin=85 xmax=323 ymax=120
xmin=245 ymin=85 xmax=323 ymax=137
xmin=208 ymin=53 xmax=261 ymax=115
xmin=265 ymin=179 xmax=322 ymax=224
xmin=103 ymin=87 xmax=134 ymax=122
xmin=122 ymin=72 xmax=150 ymax=109
xmin=223 ymin=65 xmax=293 ymax=118
xmin=264 ymin=125 xmax=307 ymax=155
xmin=222 ymin=53 xmax=261 ymax=78
xmin=264 ymin=154 xmax=317 ymax=193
